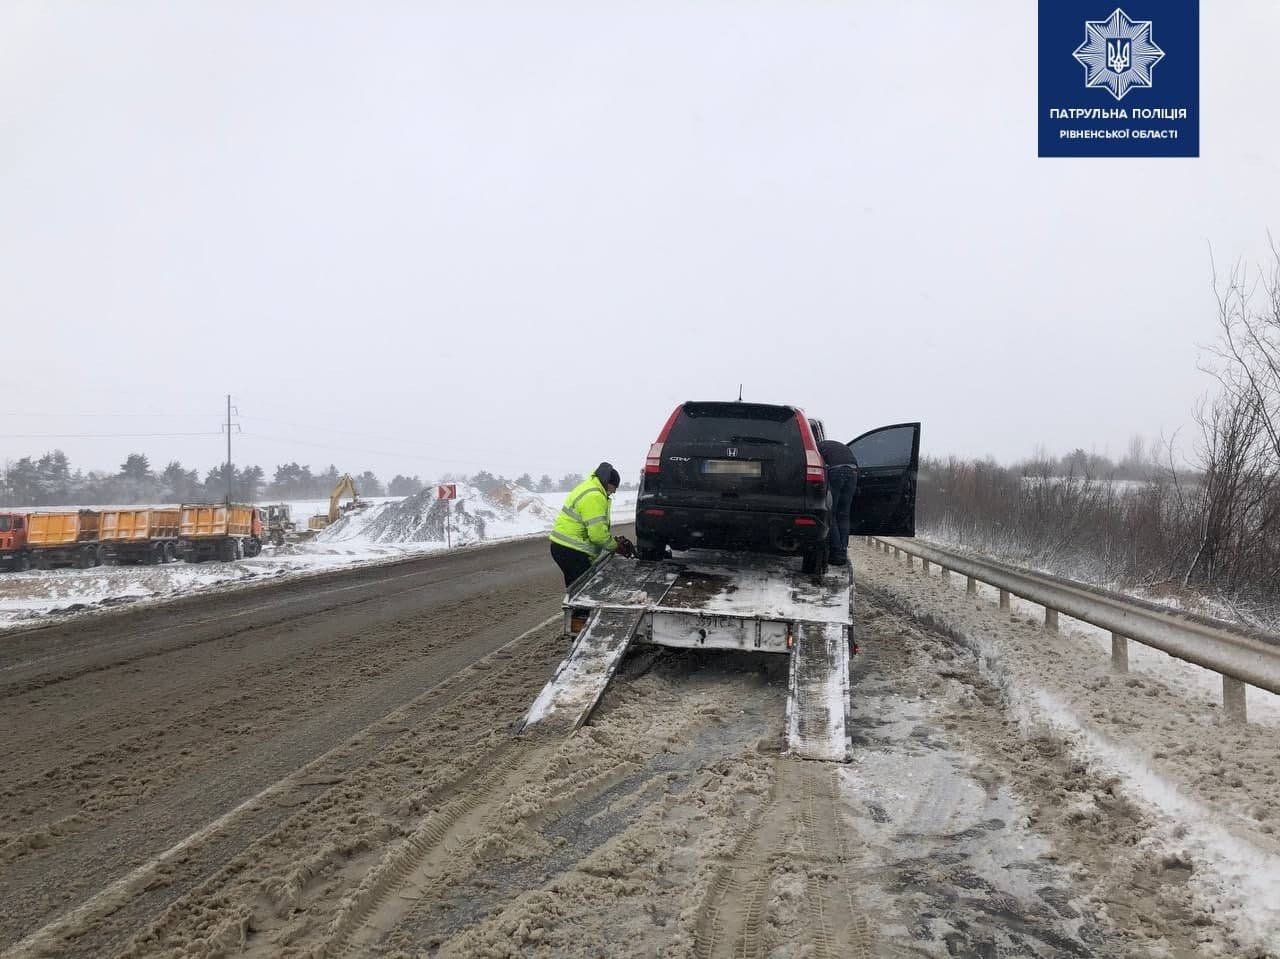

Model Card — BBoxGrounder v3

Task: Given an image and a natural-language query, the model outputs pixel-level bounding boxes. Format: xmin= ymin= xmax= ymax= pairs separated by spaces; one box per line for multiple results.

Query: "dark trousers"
xmin=550 ymin=541 xmax=593 ymax=588
xmin=827 ymin=466 xmax=857 ymax=564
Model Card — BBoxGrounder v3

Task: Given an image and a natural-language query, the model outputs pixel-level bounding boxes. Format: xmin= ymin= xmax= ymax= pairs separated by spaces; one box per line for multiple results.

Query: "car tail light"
xmin=795 ymin=411 xmax=826 ymax=483
xmin=643 ymin=508 xmax=665 ymax=516
xmin=644 ymin=405 xmax=683 ymax=474
xmin=794 ymin=517 xmax=817 ymax=526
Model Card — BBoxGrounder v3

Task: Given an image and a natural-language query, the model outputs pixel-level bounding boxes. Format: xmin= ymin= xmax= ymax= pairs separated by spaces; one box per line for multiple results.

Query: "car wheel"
xmin=16 ymin=553 xmax=31 ymax=572
xmin=636 ymin=536 xmax=665 ymax=562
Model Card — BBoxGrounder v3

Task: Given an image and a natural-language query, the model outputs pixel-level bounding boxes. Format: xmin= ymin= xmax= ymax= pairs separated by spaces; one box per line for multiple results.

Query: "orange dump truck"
xmin=178 ymin=504 xmax=264 ymax=562
xmin=99 ymin=508 xmax=181 ymax=565
xmin=25 ymin=511 xmax=101 ymax=569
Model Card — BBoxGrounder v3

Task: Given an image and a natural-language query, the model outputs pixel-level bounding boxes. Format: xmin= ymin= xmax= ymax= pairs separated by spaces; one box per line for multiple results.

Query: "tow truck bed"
xmin=517 ymin=553 xmax=853 ymax=762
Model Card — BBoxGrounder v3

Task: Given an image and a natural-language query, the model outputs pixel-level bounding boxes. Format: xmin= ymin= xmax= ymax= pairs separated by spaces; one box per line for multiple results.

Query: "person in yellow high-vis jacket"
xmin=549 ymin=462 xmax=635 ymax=587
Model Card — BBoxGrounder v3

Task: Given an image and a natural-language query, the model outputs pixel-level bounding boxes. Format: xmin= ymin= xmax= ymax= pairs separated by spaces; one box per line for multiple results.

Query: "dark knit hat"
xmin=595 ymin=462 xmax=621 ymax=487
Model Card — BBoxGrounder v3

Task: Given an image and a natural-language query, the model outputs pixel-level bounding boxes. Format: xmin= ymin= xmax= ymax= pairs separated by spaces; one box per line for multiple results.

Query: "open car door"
xmin=846 ymin=422 xmax=920 ymax=536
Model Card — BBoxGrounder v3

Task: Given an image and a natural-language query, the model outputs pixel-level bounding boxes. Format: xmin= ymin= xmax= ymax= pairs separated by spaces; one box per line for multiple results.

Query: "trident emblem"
xmin=1107 ymin=39 xmax=1131 ymax=73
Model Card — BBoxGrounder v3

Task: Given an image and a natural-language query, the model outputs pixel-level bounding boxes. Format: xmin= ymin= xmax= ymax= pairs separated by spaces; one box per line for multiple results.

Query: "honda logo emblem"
xmin=726 ymin=448 xmax=738 ymax=457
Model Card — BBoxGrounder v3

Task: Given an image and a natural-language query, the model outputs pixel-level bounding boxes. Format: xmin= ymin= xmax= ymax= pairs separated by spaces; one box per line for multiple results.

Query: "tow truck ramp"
xmin=514 ymin=607 xmax=646 ymax=736
xmin=785 ymin=622 xmax=852 ymax=762
xmin=517 ymin=554 xmax=852 ymax=762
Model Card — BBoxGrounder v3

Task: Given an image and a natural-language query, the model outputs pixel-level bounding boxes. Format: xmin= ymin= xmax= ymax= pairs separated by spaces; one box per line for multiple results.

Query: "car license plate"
xmin=702 ymin=459 xmax=761 ymax=476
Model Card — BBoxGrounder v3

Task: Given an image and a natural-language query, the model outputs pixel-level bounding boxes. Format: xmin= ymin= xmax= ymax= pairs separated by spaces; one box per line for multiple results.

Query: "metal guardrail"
xmin=867 ymin=536 xmax=1280 ymax=724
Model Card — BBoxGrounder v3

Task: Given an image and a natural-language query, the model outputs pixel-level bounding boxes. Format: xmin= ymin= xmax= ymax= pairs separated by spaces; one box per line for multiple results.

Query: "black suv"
xmin=634 ymin=400 xmax=920 ymax=573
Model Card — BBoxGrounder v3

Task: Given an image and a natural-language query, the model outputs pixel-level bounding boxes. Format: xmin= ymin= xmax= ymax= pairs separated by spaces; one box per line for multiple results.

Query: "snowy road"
xmin=2 ymin=537 xmax=1276 ymax=957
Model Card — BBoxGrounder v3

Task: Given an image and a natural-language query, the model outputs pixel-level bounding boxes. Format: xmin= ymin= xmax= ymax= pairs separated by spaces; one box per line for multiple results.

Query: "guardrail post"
xmin=1110 ymin=632 xmax=1128 ymax=673
xmin=893 ymin=547 xmax=900 ymax=559
xmin=966 ymin=575 xmax=976 ymax=595
xmin=920 ymin=558 xmax=929 ymax=575
xmin=1044 ymin=608 xmax=1059 ymax=634
xmin=1223 ymin=677 xmax=1247 ymax=723
xmin=999 ymin=589 xmax=1010 ymax=611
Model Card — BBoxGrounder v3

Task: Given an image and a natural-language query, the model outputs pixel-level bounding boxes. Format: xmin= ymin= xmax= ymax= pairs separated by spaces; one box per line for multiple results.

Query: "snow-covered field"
xmin=0 ymin=487 xmax=638 ymax=630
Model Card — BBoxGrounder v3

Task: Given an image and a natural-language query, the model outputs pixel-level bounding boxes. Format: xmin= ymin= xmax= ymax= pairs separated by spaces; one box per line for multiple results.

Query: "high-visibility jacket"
xmin=549 ymin=474 xmax=617 ymax=558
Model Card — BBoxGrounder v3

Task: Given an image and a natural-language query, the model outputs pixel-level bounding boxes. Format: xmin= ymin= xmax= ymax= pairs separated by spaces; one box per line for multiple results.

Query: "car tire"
xmin=636 ymin=537 xmax=665 ymax=562
xmin=16 ymin=553 xmax=31 ymax=572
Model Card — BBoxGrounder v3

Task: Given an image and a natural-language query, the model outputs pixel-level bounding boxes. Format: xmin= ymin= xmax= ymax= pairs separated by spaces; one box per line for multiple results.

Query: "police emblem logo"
xmin=1073 ymin=8 xmax=1165 ymax=100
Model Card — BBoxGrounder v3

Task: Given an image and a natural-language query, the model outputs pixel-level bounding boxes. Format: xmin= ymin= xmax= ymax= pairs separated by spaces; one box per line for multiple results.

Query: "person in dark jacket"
xmin=818 ymin=438 xmax=858 ymax=567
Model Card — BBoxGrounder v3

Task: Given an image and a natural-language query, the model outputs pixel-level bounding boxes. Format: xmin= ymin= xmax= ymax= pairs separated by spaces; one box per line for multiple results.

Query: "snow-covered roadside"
xmin=0 ymin=489 xmax=638 ymax=631
xmin=851 ymin=538 xmax=1280 ymax=957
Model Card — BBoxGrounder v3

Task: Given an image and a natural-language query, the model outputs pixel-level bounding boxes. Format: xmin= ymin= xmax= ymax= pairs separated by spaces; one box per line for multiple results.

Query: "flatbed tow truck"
xmin=518 ymin=421 xmax=920 ymax=763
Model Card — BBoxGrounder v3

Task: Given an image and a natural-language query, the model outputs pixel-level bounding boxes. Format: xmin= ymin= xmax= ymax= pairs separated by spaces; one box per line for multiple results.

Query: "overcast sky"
xmin=3 ymin=1 xmax=1278 ymax=483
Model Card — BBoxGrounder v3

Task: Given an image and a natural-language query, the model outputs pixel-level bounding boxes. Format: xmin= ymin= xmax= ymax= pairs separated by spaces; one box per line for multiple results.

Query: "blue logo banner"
xmin=1039 ymin=1 xmax=1199 ymax=157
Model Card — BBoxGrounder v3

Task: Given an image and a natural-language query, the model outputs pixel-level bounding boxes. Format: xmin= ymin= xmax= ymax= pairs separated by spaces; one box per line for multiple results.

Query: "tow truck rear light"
xmin=795 ymin=411 xmax=826 ymax=483
xmin=645 ymin=404 xmax=684 ymax=474
xmin=794 ymin=517 xmax=817 ymax=526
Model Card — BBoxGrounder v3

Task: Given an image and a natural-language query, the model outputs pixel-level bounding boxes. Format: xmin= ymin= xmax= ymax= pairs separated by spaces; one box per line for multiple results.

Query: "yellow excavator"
xmin=308 ymin=474 xmax=367 ymax=531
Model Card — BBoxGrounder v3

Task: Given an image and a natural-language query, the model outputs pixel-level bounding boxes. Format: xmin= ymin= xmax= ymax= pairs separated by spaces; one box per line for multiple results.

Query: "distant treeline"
xmin=918 ymin=447 xmax=1279 ymax=627
xmin=0 ymin=453 xmax=635 ymax=508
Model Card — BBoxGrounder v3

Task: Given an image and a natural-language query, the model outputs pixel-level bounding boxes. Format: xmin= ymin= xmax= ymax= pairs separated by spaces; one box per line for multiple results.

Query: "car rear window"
xmin=668 ymin=403 xmax=798 ymax=447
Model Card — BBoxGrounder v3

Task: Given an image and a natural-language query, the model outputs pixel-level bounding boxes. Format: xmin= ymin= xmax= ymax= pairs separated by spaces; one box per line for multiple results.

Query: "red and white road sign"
xmin=436 ymin=484 xmax=457 ymax=500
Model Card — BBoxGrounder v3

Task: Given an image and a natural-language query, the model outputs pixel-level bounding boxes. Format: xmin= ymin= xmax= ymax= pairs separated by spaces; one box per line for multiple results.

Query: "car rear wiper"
xmin=729 ymin=435 xmax=783 ymax=445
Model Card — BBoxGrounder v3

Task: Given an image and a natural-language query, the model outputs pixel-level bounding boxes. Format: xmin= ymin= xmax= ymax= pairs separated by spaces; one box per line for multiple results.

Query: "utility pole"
xmin=226 ymin=394 xmax=232 ymax=506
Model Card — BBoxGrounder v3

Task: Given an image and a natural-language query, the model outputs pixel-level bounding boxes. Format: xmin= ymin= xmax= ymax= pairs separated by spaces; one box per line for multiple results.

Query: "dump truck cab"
xmin=0 ymin=513 xmax=31 ymax=571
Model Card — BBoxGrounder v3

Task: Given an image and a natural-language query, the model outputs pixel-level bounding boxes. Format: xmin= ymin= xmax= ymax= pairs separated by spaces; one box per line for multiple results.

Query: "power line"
xmin=0 ymin=411 xmax=213 ymax=418
xmin=239 ymin=414 xmax=513 ymax=461
xmin=0 ymin=431 xmax=224 ymax=439
xmin=238 ymin=431 xmax=559 ymax=474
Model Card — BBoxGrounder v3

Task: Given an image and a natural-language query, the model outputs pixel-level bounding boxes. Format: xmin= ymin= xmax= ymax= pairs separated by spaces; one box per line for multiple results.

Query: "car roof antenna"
xmin=737 ymin=383 xmax=743 ymax=401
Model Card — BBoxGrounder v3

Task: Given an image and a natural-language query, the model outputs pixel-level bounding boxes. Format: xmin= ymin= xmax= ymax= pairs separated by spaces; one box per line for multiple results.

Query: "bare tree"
xmin=1207 ymin=238 xmax=1280 ymax=467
